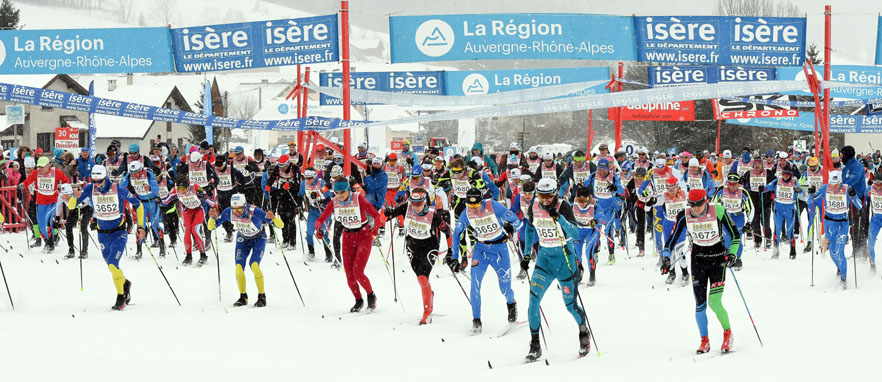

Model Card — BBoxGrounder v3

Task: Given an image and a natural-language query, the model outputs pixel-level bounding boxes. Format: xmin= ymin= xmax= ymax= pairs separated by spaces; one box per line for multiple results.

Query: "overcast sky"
xmin=287 ymin=0 xmax=882 ymax=65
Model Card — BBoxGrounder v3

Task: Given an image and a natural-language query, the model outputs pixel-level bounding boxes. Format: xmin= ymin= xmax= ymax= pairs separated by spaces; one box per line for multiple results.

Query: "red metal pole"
xmin=301 ymin=67 xmax=311 ymax=158
xmin=296 ymin=65 xmax=304 ymax=154
xmin=823 ymin=5 xmax=832 ymax=181
xmin=341 ymin=0 xmax=352 ymax=177
xmin=716 ymin=120 xmax=721 ymax=155
xmin=615 ymin=62 xmax=623 ymax=152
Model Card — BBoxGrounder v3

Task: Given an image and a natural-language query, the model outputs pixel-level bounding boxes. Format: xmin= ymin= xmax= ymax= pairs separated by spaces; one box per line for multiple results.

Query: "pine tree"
xmin=806 ymin=43 xmax=822 ymax=65
xmin=0 ymin=0 xmax=22 ymax=30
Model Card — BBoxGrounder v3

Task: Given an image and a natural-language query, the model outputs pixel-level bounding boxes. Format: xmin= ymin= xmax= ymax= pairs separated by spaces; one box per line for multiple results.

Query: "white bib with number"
xmin=467 ymin=202 xmax=503 ymax=242
xmin=404 ymin=206 xmax=434 ymax=240
xmin=93 ymin=185 xmax=121 ymax=221
xmin=452 ymin=177 xmax=470 ymax=199
xmin=334 ymin=196 xmax=362 ymax=229
xmin=825 ymin=186 xmax=848 ymax=215
xmin=686 ymin=203 xmax=721 ymax=246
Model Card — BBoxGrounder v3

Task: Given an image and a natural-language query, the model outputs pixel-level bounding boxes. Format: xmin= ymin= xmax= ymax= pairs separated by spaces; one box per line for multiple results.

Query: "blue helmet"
xmin=129 ymin=143 xmax=140 ymax=153
xmin=233 ymin=146 xmax=244 ymax=154
xmin=622 ymin=162 xmax=633 ymax=172
xmin=597 ymin=158 xmax=610 ymax=170
xmin=764 ymin=150 xmax=774 ymax=157
xmin=742 ymin=152 xmax=751 ymax=162
xmin=411 ymin=165 xmax=423 ymax=177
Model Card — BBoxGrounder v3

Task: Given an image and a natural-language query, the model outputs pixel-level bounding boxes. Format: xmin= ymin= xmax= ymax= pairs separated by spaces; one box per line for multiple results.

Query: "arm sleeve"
xmin=214 ymin=208 xmax=232 ymax=226
xmin=483 ymin=172 xmax=500 ymax=200
xmin=717 ymin=203 xmax=741 ymax=255
xmin=386 ymin=202 xmax=408 ymax=219
xmin=493 ymin=200 xmax=523 ymax=231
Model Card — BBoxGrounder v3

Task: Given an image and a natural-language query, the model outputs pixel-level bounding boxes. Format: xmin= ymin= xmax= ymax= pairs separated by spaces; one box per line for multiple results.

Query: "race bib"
xmin=472 ymin=215 xmax=502 ymax=241
xmin=190 ymin=170 xmax=208 ymax=186
xmin=94 ymin=194 xmax=121 ymax=221
xmin=534 ymin=217 xmax=561 ymax=248
xmin=452 ymin=178 xmax=470 ymax=198
xmin=826 ymin=193 xmax=847 ymax=215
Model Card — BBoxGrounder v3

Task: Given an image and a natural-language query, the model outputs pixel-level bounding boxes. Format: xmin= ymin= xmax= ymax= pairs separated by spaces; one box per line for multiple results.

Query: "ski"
xmin=490 ymin=320 xmax=528 ymax=339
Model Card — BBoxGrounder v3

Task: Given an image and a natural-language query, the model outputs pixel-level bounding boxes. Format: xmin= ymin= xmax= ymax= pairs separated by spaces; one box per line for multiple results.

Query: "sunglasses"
xmin=232 ymin=206 xmax=245 ymax=213
xmin=575 ymin=196 xmax=590 ymax=203
xmin=334 ymin=190 xmax=348 ymax=195
xmin=537 ymin=192 xmax=555 ymax=200
xmin=465 ymin=202 xmax=481 ymax=208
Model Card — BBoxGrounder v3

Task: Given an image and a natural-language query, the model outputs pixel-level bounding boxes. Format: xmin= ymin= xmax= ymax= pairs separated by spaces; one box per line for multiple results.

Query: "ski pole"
xmin=449 ymin=263 xmax=471 ymax=306
xmin=0 ymin=256 xmax=13 ymax=310
xmin=271 ymin=225 xmax=306 ymax=307
xmin=389 ymin=219 xmax=398 ymax=303
xmin=141 ymin=236 xmax=181 ymax=306
xmin=212 ymin=228 xmax=222 ymax=302
xmin=508 ymin=233 xmax=551 ymax=331
xmin=728 ymin=267 xmax=763 ymax=347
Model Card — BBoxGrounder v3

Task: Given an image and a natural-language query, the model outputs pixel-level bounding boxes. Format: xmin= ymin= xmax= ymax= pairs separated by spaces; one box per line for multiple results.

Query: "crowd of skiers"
xmin=5 ymin=136 xmax=880 ymax=362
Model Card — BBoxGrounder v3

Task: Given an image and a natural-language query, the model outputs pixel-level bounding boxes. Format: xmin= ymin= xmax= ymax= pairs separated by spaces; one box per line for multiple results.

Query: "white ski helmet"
xmin=330 ymin=165 xmax=343 ymax=178
xmin=127 ymin=160 xmax=142 ymax=173
xmin=537 ymin=177 xmax=557 ymax=194
xmin=60 ymin=183 xmax=73 ymax=195
xmin=189 ymin=151 xmax=202 ymax=163
xmin=829 ymin=171 xmax=842 ymax=184
xmin=91 ymin=165 xmax=107 ymax=180
xmin=230 ymin=193 xmax=247 ymax=208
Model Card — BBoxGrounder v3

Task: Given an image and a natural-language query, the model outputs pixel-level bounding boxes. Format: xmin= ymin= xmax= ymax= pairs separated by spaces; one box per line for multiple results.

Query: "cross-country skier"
xmin=450 ymin=188 xmax=522 ymax=334
xmin=807 ymin=171 xmax=862 ymax=288
xmin=762 ymin=165 xmax=802 ymax=259
xmin=712 ymin=173 xmax=754 ymax=270
xmin=208 ymin=193 xmax=284 ymax=307
xmin=581 ymin=158 xmax=624 ymax=264
xmin=163 ymin=174 xmax=215 ymax=266
xmin=867 ymin=167 xmax=882 ymax=273
xmin=571 ymin=185 xmax=600 ymax=286
xmin=521 ymin=178 xmax=590 ymax=362
xmin=315 ymin=177 xmax=383 ymax=312
xmin=72 ymin=165 xmax=146 ymax=310
xmin=384 ymin=187 xmax=452 ymax=324
xmin=21 ymin=156 xmax=71 ymax=253
xmin=653 ymin=176 xmax=690 ymax=284
xmin=663 ymin=188 xmax=741 ymax=354
xmin=120 ymin=160 xmax=160 ymax=259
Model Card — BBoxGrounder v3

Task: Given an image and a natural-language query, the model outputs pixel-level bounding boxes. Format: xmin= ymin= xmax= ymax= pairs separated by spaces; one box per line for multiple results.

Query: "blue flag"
xmin=88 ymin=80 xmax=96 ymax=157
xmin=203 ymin=80 xmax=213 ymax=144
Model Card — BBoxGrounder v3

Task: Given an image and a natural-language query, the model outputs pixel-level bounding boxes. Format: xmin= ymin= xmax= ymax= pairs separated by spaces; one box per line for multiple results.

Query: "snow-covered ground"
xmin=0 ymin=216 xmax=878 ymax=381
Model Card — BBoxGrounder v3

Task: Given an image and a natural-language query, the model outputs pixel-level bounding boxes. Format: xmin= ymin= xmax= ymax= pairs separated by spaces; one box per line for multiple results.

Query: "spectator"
xmin=75 ymin=148 xmax=95 ymax=182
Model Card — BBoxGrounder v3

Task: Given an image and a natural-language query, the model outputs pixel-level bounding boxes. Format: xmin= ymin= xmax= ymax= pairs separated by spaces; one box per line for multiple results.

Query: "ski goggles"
xmin=573 ymin=156 xmax=585 ymax=162
xmin=303 ymin=170 xmax=317 ymax=178
xmin=231 ymin=206 xmax=246 ymax=213
xmin=687 ymin=198 xmax=706 ymax=207
xmin=537 ymin=191 xmax=555 ymax=201
xmin=410 ymin=192 xmax=427 ymax=203
xmin=450 ymin=166 xmax=464 ymax=174
xmin=575 ymin=196 xmax=591 ymax=204
xmin=665 ymin=183 xmax=680 ymax=190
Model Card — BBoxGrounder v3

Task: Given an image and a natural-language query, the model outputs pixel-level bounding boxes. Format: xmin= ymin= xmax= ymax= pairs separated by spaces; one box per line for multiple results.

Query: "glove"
xmin=725 ymin=254 xmax=737 ymax=268
xmin=283 ymin=182 xmax=290 ymax=190
xmin=315 ymin=229 xmax=324 ymax=241
xmin=383 ymin=206 xmax=394 ymax=217
xmin=848 ymin=187 xmax=856 ymax=197
xmin=153 ymin=196 xmax=161 ymax=204
xmin=504 ymin=222 xmax=514 ymax=236
xmin=447 ymin=257 xmax=462 ymax=272
xmin=608 ymin=184 xmax=617 ymax=192
xmin=207 ymin=218 xmax=216 ymax=231
xmin=641 ymin=188 xmax=651 ymax=197
xmin=520 ymin=253 xmax=531 ymax=272
xmin=807 ymin=185 xmax=816 ymax=195
xmin=272 ymin=216 xmax=285 ymax=229
xmin=395 ymin=194 xmax=405 ymax=204
xmin=588 ymin=218 xmax=598 ymax=228
xmin=265 ymin=185 xmax=271 ymax=192
xmin=660 ymin=253 xmax=671 ymax=275
xmin=310 ymin=191 xmax=319 ymax=200
xmin=89 ymin=219 xmax=97 ymax=231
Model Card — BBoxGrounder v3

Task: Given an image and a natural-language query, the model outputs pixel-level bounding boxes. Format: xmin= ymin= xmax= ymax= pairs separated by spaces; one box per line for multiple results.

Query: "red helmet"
xmin=315 ymin=144 xmax=326 ymax=152
xmin=389 ymin=153 xmax=398 ymax=160
xmin=665 ymin=177 xmax=678 ymax=186
xmin=688 ymin=189 xmax=707 ymax=203
xmin=278 ymin=154 xmax=290 ymax=165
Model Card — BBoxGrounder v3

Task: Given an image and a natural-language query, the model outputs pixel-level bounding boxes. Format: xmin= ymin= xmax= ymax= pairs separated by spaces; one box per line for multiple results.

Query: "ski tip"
xmin=487 ymin=360 xmax=492 ymax=369
xmin=321 ymin=314 xmax=325 ymax=318
xmin=441 ymin=338 xmax=445 ymax=342
xmin=544 ymin=359 xmax=550 ymax=365
xmin=71 ymin=314 xmax=75 ymax=318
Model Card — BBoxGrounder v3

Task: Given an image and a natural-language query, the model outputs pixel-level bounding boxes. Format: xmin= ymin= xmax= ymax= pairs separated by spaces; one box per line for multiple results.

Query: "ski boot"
xmin=764 ymin=238 xmax=772 ymax=250
xmin=420 ymin=291 xmax=434 ymax=325
xmin=871 ymin=261 xmax=877 ymax=274
xmin=198 ymin=253 xmax=208 ymax=266
xmin=254 ymin=293 xmax=267 ymax=308
xmin=29 ymin=236 xmax=42 ymax=248
xmin=506 ymin=302 xmax=518 ymax=323
xmin=331 ymin=260 xmax=341 ymax=270
xmin=183 ymin=253 xmax=193 ymax=265
xmin=745 ymin=231 xmax=753 ymax=241
xmin=579 ymin=326 xmax=591 ymax=357
xmin=65 ymin=247 xmax=76 ymax=259
xmin=377 ymin=227 xmax=385 ymax=239
xmin=516 ymin=268 xmax=528 ymax=280
xmin=665 ymin=268 xmax=677 ymax=285
xmin=721 ymin=329 xmax=733 ymax=353
xmin=307 ymin=246 xmax=316 ymax=261
xmin=525 ymin=335 xmax=542 ymax=362
xmin=789 ymin=245 xmax=796 ymax=260
xmin=803 ymin=240 xmax=813 ymax=253
xmin=324 ymin=247 xmax=334 ymax=263
xmin=42 ymin=240 xmax=55 ymax=254
xmin=771 ymin=246 xmax=780 ymax=259
xmin=398 ymin=227 xmax=406 ymax=237
xmin=733 ymin=258 xmax=743 ymax=271
xmin=111 ymin=294 xmax=127 ymax=311
xmin=680 ymin=267 xmax=690 ymax=286
xmin=637 ymin=249 xmax=645 ymax=257
xmin=158 ymin=241 xmax=167 ymax=258
xmin=350 ymin=298 xmax=364 ymax=313
xmin=840 ymin=277 xmax=847 ymax=290
xmin=471 ymin=318 xmax=482 ymax=335
xmin=587 ymin=267 xmax=596 ymax=287
xmin=123 ymin=279 xmax=132 ymax=304
xmin=150 ymin=239 xmax=160 ymax=248
xmin=134 ymin=247 xmax=143 ymax=261
xmin=224 ymin=231 xmax=233 ymax=243
xmin=608 ymin=253 xmax=616 ymax=265
xmin=234 ymin=293 xmax=248 ymax=307
xmin=367 ymin=293 xmax=377 ymax=310
xmin=696 ymin=336 xmax=710 ymax=354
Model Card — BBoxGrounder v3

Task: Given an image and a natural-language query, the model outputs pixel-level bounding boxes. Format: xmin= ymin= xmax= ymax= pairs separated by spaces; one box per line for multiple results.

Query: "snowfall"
xmin=0 ymin=213 xmax=878 ymax=382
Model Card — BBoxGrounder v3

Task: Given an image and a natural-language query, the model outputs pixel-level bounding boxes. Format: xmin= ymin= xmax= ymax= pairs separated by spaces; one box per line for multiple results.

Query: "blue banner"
xmin=648 ymin=65 xmax=776 ymax=87
xmin=0 ymin=81 xmax=367 ymax=132
xmin=319 ymin=71 xmax=445 ymax=105
xmin=635 ymin=16 xmax=806 ymax=66
xmin=203 ymin=80 xmax=213 ymax=144
xmin=445 ymin=67 xmax=610 ymax=96
xmin=389 ymin=14 xmax=637 ymax=63
xmin=0 ymin=27 xmax=175 ymax=74
xmin=88 ymin=81 xmax=96 ymax=157
xmin=726 ymin=111 xmax=882 ymax=134
xmin=776 ymin=65 xmax=882 ymax=99
xmin=170 ymin=15 xmax=339 ymax=72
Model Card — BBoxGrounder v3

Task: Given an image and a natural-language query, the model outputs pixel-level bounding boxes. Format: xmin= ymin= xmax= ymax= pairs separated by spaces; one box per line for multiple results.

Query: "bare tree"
xmin=227 ymin=94 xmax=259 ymax=121
xmin=714 ymin=0 xmax=799 ymax=17
xmin=151 ymin=0 xmax=176 ymax=26
xmin=115 ymin=0 xmax=134 ymax=23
